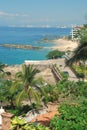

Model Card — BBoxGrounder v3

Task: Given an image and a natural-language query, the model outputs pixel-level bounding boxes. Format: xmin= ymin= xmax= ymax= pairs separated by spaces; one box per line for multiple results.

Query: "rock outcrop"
xmin=1 ymin=44 xmax=42 ymax=50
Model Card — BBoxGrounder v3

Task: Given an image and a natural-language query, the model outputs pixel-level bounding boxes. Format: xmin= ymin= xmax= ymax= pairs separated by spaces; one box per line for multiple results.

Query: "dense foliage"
xmin=49 ymin=80 xmax=87 ymax=130
xmin=78 ymin=25 xmax=87 ymax=43
xmin=42 ymin=84 xmax=59 ymax=104
xmin=50 ymin=101 xmax=87 ymax=130
xmin=71 ymin=64 xmax=86 ymax=79
xmin=56 ymin=80 xmax=87 ymax=100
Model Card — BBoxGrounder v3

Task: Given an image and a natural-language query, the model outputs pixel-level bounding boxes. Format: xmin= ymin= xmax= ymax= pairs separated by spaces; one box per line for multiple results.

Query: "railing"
xmin=51 ymin=64 xmax=62 ymax=81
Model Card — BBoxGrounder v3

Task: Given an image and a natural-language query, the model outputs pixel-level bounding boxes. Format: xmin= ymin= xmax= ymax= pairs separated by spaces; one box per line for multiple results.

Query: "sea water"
xmin=0 ymin=27 xmax=71 ymax=65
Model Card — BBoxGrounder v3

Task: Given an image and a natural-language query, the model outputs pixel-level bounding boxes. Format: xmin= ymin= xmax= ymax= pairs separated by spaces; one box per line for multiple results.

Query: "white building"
xmin=70 ymin=27 xmax=80 ymax=41
xmin=0 ymin=106 xmax=5 ymax=129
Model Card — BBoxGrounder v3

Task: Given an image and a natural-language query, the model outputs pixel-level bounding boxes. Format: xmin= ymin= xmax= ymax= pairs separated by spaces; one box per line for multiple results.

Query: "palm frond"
xmin=15 ymin=71 xmax=23 ymax=79
xmin=66 ymin=42 xmax=87 ymax=65
xmin=16 ymin=90 xmax=26 ymax=107
xmin=27 ymin=86 xmax=41 ymax=105
xmin=0 ymin=63 xmax=5 ymax=72
xmin=9 ymin=81 xmax=21 ymax=94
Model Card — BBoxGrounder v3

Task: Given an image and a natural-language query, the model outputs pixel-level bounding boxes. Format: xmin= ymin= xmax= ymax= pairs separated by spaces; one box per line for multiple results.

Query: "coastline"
xmin=3 ymin=38 xmax=79 ymax=83
xmin=50 ymin=38 xmax=78 ymax=51
xmin=3 ymin=38 xmax=79 ymax=67
xmin=0 ymin=27 xmax=72 ymax=65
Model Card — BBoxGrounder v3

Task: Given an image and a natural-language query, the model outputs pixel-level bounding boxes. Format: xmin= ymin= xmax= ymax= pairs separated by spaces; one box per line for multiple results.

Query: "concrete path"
xmin=54 ymin=58 xmax=78 ymax=81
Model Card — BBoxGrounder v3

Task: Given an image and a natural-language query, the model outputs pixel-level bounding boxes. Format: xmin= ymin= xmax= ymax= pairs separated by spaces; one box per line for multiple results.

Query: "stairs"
xmin=51 ymin=64 xmax=62 ymax=81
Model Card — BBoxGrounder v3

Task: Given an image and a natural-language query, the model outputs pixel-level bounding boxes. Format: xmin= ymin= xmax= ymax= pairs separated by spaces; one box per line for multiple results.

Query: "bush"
xmin=7 ymin=105 xmax=31 ymax=116
xmin=46 ymin=50 xmax=65 ymax=59
xmin=56 ymin=80 xmax=87 ymax=98
xmin=10 ymin=116 xmax=50 ymax=130
xmin=50 ymin=101 xmax=87 ymax=130
xmin=42 ymin=84 xmax=59 ymax=104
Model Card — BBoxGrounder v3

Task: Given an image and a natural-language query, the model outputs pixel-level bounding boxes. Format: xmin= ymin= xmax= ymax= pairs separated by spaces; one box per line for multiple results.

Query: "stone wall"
xmin=1 ymin=112 xmax=14 ymax=130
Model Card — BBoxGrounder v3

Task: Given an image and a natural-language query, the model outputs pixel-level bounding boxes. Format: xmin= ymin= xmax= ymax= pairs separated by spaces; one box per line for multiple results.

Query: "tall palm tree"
xmin=66 ymin=42 xmax=87 ymax=66
xmin=15 ymin=64 xmax=41 ymax=106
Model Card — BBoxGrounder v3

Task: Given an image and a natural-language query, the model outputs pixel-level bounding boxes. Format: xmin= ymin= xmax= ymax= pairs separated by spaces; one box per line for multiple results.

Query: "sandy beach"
xmin=51 ymin=38 xmax=78 ymax=51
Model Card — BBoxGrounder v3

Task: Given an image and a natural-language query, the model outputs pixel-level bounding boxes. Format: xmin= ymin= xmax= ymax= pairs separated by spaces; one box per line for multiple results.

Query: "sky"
xmin=0 ymin=0 xmax=87 ymax=27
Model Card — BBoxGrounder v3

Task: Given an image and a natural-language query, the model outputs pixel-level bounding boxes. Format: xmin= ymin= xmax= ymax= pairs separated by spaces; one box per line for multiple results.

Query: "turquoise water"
xmin=0 ymin=27 xmax=71 ymax=65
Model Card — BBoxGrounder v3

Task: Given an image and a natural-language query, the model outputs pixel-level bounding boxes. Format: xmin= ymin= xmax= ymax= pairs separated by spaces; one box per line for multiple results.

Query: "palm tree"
xmin=66 ymin=42 xmax=87 ymax=66
xmin=65 ymin=42 xmax=87 ymax=80
xmin=15 ymin=64 xmax=41 ymax=106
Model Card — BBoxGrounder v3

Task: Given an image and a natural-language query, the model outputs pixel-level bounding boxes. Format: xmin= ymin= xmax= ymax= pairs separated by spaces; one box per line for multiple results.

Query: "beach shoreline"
xmin=50 ymin=38 xmax=78 ymax=51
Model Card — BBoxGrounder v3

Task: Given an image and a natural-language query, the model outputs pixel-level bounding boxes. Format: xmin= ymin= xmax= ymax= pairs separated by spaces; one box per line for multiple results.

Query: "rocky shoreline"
xmin=1 ymin=44 xmax=42 ymax=50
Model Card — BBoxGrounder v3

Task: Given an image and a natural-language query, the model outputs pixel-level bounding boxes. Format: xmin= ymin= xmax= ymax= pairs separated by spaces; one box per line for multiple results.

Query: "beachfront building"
xmin=70 ymin=27 xmax=80 ymax=41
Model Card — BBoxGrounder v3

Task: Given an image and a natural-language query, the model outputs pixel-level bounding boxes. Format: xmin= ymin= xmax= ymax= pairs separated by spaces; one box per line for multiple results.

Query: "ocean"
xmin=0 ymin=27 xmax=71 ymax=65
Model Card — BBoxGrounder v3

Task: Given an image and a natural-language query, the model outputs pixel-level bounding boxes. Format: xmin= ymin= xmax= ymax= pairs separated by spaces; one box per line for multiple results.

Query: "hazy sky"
xmin=0 ymin=0 xmax=87 ymax=27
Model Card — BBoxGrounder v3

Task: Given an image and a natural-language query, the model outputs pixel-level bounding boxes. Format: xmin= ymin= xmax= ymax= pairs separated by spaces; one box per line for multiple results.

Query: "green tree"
xmin=83 ymin=24 xmax=87 ymax=28
xmin=46 ymin=50 xmax=65 ymax=59
xmin=65 ymin=42 xmax=87 ymax=80
xmin=15 ymin=64 xmax=41 ymax=107
xmin=79 ymin=27 xmax=87 ymax=43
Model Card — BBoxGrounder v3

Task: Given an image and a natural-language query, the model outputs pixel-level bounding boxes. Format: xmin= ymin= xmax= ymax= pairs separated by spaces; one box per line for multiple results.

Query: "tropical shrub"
xmin=71 ymin=64 xmax=86 ymax=79
xmin=56 ymin=80 xmax=87 ymax=103
xmin=7 ymin=105 xmax=32 ymax=117
xmin=10 ymin=116 xmax=50 ymax=130
xmin=50 ymin=101 xmax=87 ymax=130
xmin=0 ymin=79 xmax=22 ymax=107
xmin=61 ymin=71 xmax=69 ymax=80
xmin=42 ymin=84 xmax=59 ymax=104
